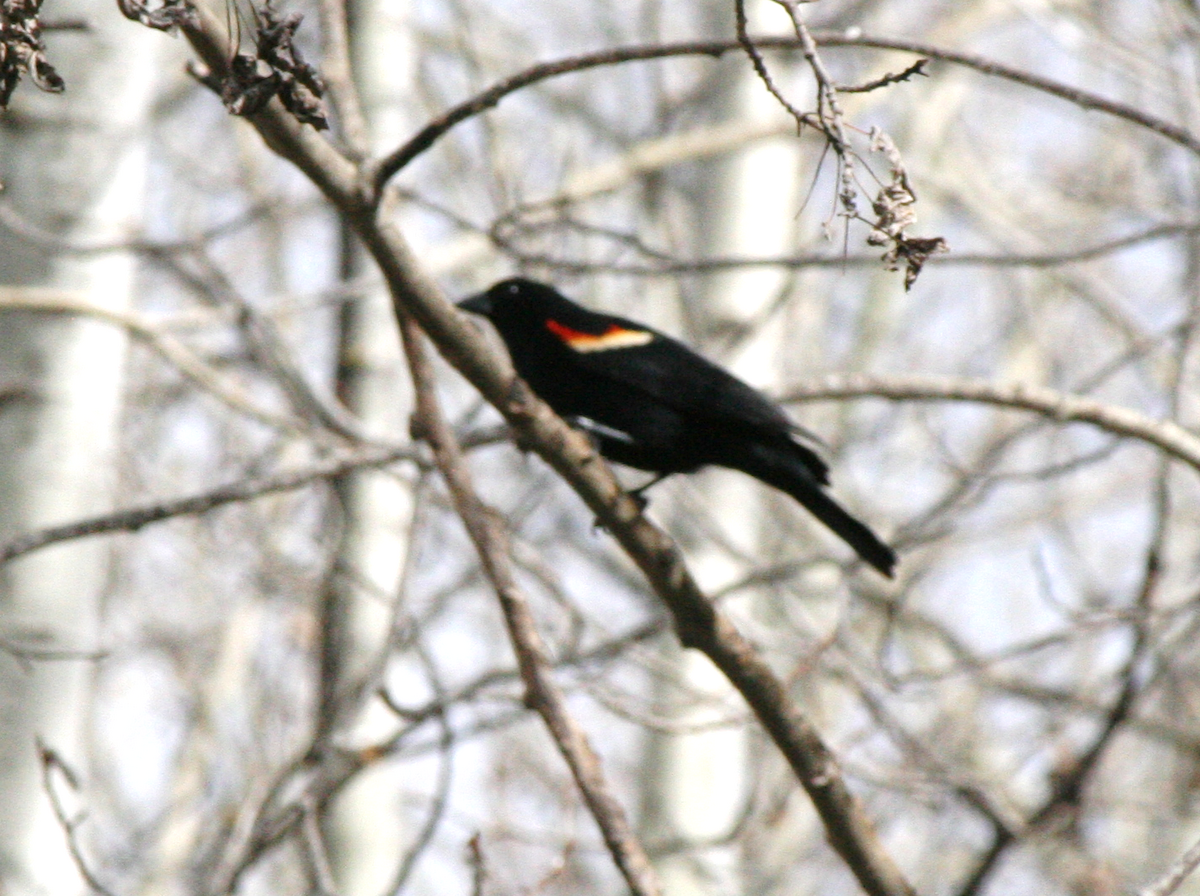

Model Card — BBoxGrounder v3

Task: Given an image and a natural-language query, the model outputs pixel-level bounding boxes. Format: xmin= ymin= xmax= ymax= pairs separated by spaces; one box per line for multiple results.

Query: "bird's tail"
xmin=736 ymin=442 xmax=897 ymax=578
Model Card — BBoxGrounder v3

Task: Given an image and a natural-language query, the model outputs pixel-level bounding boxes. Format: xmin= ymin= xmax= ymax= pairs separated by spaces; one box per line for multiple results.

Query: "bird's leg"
xmin=626 ymin=472 xmax=668 ymax=510
xmin=588 ymin=474 xmax=668 ymax=533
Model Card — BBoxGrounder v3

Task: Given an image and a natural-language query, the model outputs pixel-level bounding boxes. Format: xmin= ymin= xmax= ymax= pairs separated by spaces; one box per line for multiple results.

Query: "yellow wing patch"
xmin=546 ymin=319 xmax=654 ymax=352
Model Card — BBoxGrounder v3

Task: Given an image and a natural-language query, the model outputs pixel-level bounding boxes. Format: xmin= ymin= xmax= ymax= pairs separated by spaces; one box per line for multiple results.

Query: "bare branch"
xmin=482 ymin=218 xmax=1200 ymax=276
xmin=955 ymin=549 xmax=1161 ymax=896
xmin=0 ymin=288 xmax=303 ymax=434
xmin=466 ymin=833 xmax=486 ymax=896
xmin=783 ymin=374 xmax=1200 ymax=474
xmin=0 ymin=638 xmax=107 ymax=668
xmin=735 ymin=0 xmax=813 ymax=134
xmin=160 ymin=252 xmax=378 ymax=444
xmin=402 ymin=316 xmax=663 ymax=896
xmin=366 ymin=31 xmax=1200 ymax=198
xmin=1138 ymin=833 xmax=1200 ymax=896
xmin=0 ymin=446 xmax=419 ymax=565
xmin=369 ymin=41 xmax=729 ymax=194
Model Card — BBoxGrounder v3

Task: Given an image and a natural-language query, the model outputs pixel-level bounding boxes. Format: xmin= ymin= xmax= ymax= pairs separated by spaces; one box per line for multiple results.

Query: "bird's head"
xmin=458 ymin=277 xmax=564 ymax=320
xmin=459 ymin=277 xmax=608 ymax=344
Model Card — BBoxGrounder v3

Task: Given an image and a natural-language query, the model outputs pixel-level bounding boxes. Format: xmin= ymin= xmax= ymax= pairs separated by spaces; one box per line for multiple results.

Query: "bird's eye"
xmin=507 ymin=284 xmax=519 ymax=294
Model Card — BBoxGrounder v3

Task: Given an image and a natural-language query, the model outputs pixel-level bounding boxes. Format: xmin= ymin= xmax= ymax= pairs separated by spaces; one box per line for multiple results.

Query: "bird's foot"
xmin=626 ymin=473 xmax=667 ymax=508
xmin=589 ymin=479 xmax=662 ymax=532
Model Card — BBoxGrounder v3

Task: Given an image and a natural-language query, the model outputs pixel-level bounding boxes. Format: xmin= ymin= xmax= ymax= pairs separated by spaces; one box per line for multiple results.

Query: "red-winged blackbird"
xmin=459 ymin=277 xmax=897 ymax=577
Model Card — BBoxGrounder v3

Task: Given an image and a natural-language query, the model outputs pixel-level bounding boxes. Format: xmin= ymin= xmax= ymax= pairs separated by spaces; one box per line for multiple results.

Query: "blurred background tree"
xmin=2 ymin=1 xmax=1199 ymax=895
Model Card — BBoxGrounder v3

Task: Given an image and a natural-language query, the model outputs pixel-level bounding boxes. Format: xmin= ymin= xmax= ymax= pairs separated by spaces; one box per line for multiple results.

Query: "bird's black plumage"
xmin=459 ymin=277 xmax=897 ymax=577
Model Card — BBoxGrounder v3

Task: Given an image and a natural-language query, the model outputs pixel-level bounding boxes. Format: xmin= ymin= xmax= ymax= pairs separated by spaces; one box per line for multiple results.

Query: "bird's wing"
xmin=548 ymin=315 xmax=786 ymax=427
xmin=532 ymin=308 xmax=831 ymax=483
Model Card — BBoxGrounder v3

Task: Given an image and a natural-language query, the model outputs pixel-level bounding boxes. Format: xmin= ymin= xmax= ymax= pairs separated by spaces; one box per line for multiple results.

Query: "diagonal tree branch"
xmin=172 ymin=6 xmax=918 ymax=895
xmin=402 ymin=312 xmax=662 ymax=896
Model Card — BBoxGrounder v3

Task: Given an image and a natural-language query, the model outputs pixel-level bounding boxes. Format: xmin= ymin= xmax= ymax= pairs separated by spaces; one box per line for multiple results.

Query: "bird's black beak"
xmin=457 ymin=292 xmax=493 ymax=316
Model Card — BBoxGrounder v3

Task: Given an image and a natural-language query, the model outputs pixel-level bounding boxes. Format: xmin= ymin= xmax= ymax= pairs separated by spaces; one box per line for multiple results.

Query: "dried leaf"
xmin=116 ymin=0 xmax=197 ymax=32
xmin=882 ymin=234 xmax=949 ymax=291
xmin=212 ymin=1 xmax=328 ymax=130
xmin=0 ymin=0 xmax=64 ymax=107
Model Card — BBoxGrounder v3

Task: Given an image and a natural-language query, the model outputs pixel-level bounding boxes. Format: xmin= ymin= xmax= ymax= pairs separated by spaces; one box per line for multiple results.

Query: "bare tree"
xmin=2 ymin=1 xmax=1199 ymax=895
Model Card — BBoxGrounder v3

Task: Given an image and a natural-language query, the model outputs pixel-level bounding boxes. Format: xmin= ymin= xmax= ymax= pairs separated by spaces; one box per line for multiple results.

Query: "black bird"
xmin=459 ymin=278 xmax=896 ymax=577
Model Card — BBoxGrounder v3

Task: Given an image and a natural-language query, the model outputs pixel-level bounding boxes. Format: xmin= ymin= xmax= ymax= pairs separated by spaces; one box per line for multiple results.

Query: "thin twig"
xmin=815 ymin=32 xmax=1200 ymax=158
xmin=172 ymin=251 xmax=379 ymax=444
xmin=735 ymin=0 xmax=812 ymax=132
xmin=838 ymin=58 xmax=929 ymax=93
xmin=370 ymin=42 xmax=730 ymax=194
xmin=381 ymin=626 xmax=457 ymax=894
xmin=0 ymin=639 xmax=107 ymax=668
xmin=299 ymin=798 xmax=340 ymax=896
xmin=954 ymin=548 xmax=1160 ymax=896
xmin=316 ymin=0 xmax=368 ymax=156
xmin=38 ymin=743 xmax=119 ymax=896
xmin=0 ymin=194 xmax=324 ymax=257
xmin=777 ymin=1 xmax=854 ymax=158
xmin=41 ymin=18 xmax=90 ymax=30
xmin=467 ymin=833 xmax=486 ymax=896
xmin=1138 ymin=833 xmax=1200 ymax=896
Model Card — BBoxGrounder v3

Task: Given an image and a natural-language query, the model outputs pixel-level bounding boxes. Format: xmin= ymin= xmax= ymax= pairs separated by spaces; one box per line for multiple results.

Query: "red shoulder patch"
xmin=546 ymin=319 xmax=654 ymax=353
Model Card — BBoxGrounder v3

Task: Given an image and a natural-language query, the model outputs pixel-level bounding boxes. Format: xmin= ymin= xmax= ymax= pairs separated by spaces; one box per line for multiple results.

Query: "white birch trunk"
xmin=641 ymin=4 xmax=802 ymax=891
xmin=317 ymin=3 xmax=418 ymax=893
xmin=0 ymin=3 xmax=159 ymax=893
